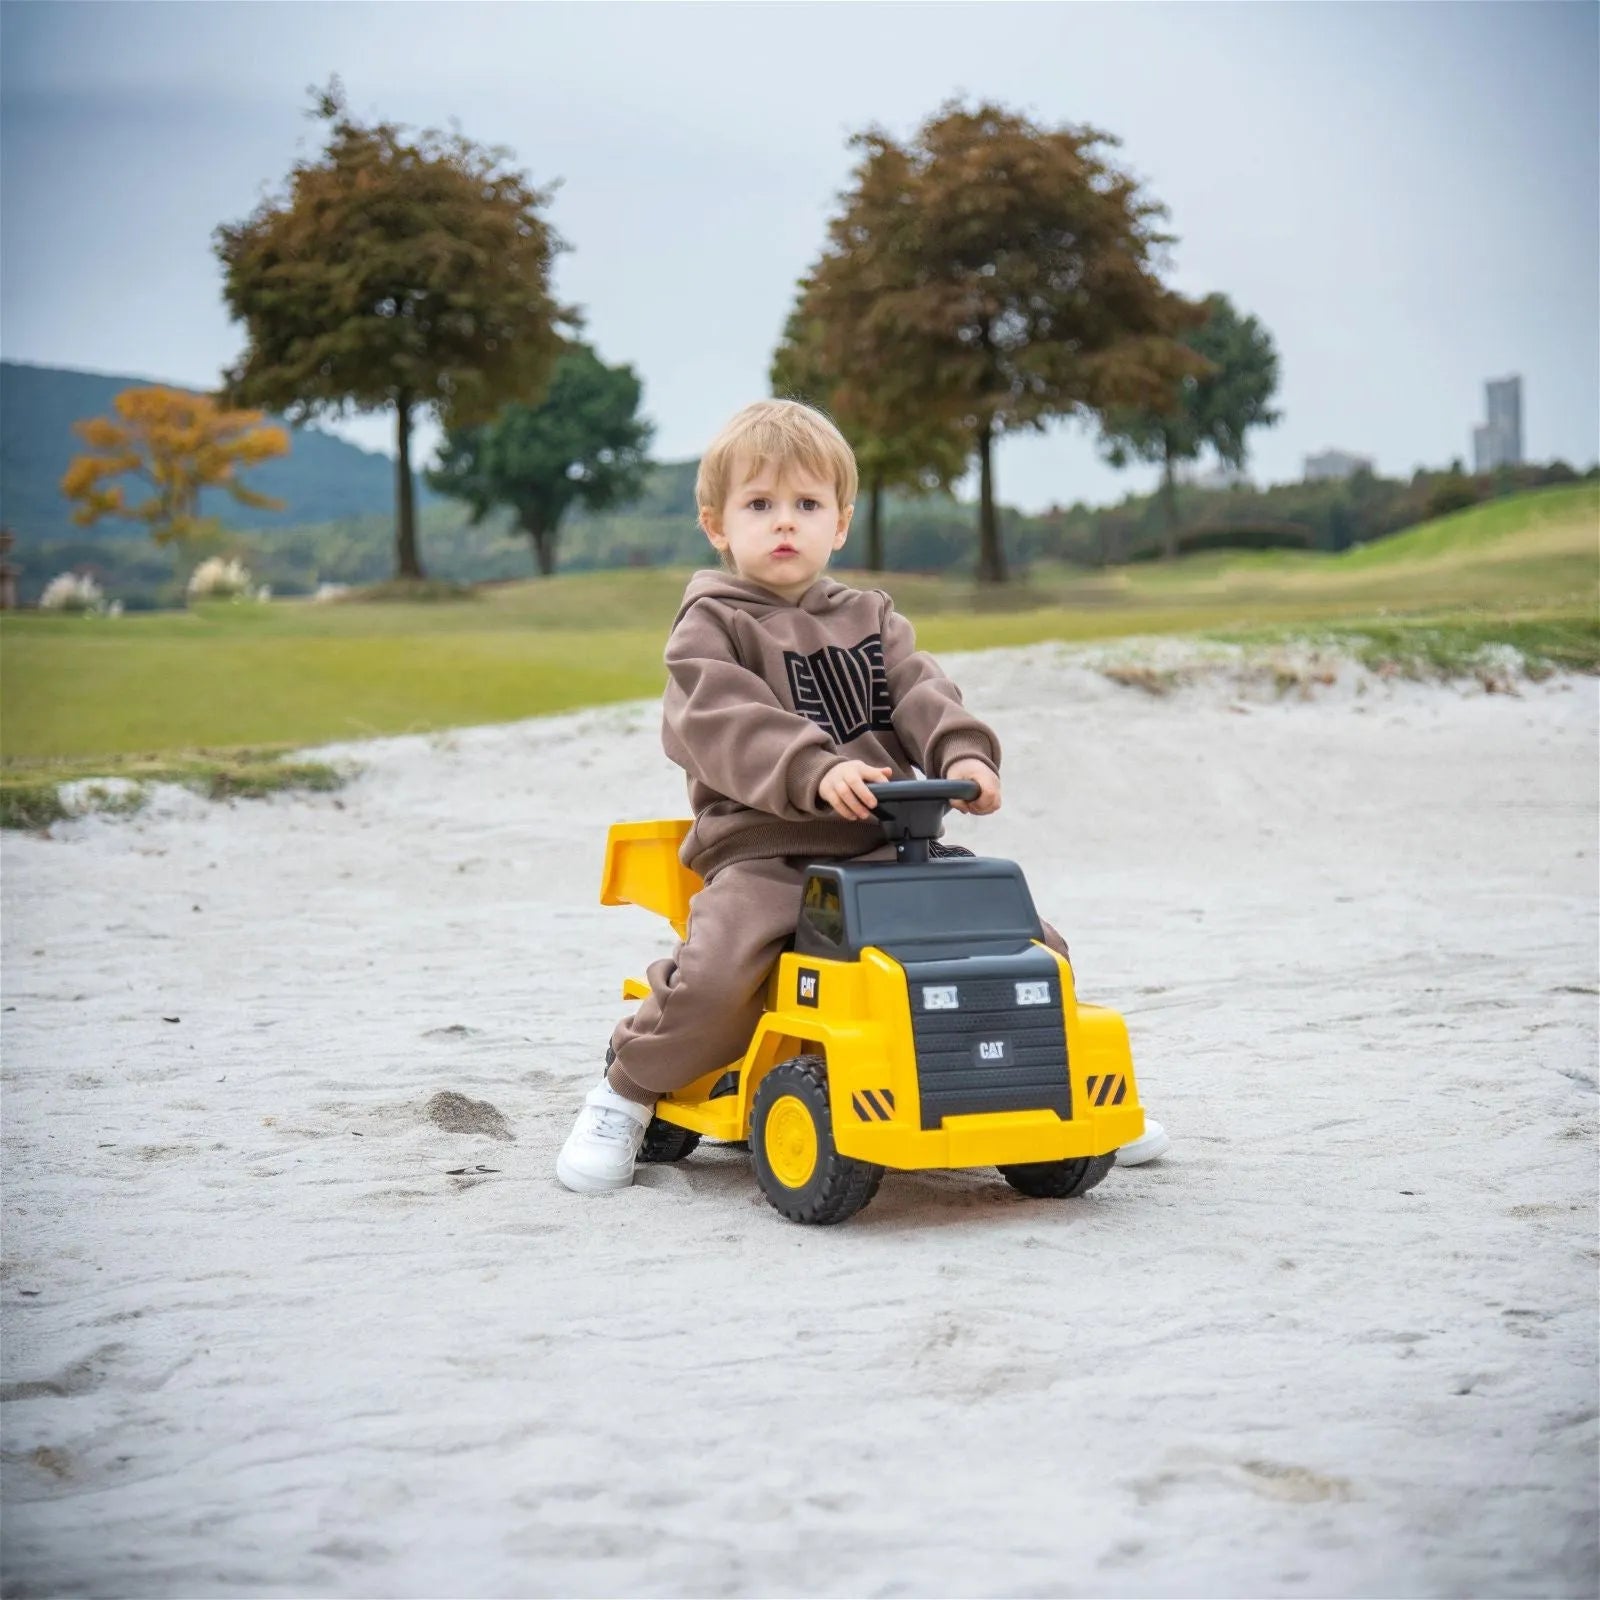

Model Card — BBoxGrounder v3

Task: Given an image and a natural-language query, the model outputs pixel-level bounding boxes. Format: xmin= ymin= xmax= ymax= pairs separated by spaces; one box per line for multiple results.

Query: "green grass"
xmin=3 ymin=484 xmax=1594 ymax=767
xmin=0 ymin=749 xmax=347 ymax=831
xmin=1219 ymin=613 xmax=1600 ymax=678
xmin=1336 ymin=485 xmax=1594 ymax=566
xmin=2 ymin=623 xmax=668 ymax=756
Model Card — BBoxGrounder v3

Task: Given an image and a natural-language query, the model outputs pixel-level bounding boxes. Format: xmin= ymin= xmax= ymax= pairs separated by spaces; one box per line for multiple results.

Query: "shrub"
xmin=187 ymin=555 xmax=262 ymax=601
xmin=38 ymin=571 xmax=106 ymax=612
xmin=334 ymin=577 xmax=478 ymax=603
xmin=1183 ymin=523 xmax=1315 ymax=555
xmin=1424 ymin=475 xmax=1485 ymax=520
xmin=1126 ymin=522 xmax=1316 ymax=562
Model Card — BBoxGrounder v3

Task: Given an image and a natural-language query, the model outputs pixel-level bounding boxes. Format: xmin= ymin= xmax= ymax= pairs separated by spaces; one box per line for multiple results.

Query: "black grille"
xmin=907 ymin=964 xmax=1071 ymax=1129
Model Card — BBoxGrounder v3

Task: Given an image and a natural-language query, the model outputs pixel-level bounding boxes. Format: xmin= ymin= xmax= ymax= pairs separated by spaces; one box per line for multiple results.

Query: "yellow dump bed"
xmin=600 ymin=820 xmax=702 ymax=940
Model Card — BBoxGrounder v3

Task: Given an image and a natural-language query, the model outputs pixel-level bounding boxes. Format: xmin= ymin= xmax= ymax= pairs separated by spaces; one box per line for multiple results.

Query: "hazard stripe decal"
xmin=852 ymin=1090 xmax=897 ymax=1122
xmin=1087 ymin=1074 xmax=1126 ymax=1108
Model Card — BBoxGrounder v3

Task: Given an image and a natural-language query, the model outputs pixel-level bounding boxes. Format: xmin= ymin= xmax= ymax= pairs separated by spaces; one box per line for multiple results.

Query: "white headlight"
xmin=1015 ymin=981 xmax=1051 ymax=1006
xmin=922 ymin=985 xmax=959 ymax=1011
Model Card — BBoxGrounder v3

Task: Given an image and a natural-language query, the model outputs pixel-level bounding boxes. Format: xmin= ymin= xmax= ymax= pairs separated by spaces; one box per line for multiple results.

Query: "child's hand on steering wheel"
xmin=945 ymin=757 xmax=1002 ymax=815
xmin=818 ymin=761 xmax=893 ymax=821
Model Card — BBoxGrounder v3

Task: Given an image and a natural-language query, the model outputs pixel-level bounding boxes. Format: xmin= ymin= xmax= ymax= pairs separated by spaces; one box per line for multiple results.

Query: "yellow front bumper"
xmin=833 ymin=1104 xmax=1142 ymax=1170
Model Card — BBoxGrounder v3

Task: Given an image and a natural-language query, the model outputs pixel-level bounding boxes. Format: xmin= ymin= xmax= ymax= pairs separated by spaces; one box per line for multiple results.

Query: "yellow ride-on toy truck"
xmin=601 ymin=779 xmax=1145 ymax=1225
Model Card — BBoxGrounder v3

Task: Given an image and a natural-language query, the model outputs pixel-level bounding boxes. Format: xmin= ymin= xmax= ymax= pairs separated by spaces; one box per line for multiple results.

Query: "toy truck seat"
xmin=600 ymin=820 xmax=702 ymax=941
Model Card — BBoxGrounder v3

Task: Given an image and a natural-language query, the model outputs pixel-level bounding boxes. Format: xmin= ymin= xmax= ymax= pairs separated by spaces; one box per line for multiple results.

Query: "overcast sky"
xmin=2 ymin=1 xmax=1596 ymax=511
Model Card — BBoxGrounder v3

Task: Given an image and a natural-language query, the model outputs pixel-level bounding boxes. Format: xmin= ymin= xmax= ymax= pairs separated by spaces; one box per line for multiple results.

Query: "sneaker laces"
xmin=583 ymin=1104 xmax=643 ymax=1147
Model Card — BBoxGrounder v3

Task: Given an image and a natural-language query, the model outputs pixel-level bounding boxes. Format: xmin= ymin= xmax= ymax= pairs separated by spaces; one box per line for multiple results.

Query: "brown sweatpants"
xmin=606 ymin=847 xmax=1071 ymax=1105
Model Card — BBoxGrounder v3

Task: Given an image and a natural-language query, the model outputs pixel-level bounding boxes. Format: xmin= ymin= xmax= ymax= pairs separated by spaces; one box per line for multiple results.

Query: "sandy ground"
xmin=2 ymin=643 xmax=1596 ymax=1599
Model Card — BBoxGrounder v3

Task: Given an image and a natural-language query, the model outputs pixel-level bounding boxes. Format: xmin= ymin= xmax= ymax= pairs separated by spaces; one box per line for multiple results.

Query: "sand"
xmin=2 ymin=643 xmax=1596 ymax=1598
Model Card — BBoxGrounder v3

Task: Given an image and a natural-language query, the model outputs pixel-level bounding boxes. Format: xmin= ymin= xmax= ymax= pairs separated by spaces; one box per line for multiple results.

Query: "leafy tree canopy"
xmin=60 ymin=386 xmax=288 ymax=548
xmin=427 ymin=342 xmax=653 ymax=575
xmin=796 ymin=99 xmax=1203 ymax=580
xmin=770 ymin=306 xmax=967 ymax=571
xmin=214 ymin=80 xmax=572 ymax=578
xmin=1100 ymin=299 xmax=1286 ymax=544
xmin=1099 ymin=292 xmax=1281 ymax=555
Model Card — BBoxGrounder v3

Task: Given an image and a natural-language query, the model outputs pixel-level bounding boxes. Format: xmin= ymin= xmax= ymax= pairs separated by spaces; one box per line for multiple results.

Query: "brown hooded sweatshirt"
xmin=663 ymin=571 xmax=1000 ymax=878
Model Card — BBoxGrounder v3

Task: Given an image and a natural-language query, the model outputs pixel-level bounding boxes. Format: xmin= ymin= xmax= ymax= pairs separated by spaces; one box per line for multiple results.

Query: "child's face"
xmin=700 ymin=459 xmax=852 ymax=601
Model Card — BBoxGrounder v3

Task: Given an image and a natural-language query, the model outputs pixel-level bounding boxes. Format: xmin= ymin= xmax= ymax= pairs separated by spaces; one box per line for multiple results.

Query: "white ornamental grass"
xmin=39 ymin=572 xmax=105 ymax=612
xmin=187 ymin=556 xmax=257 ymax=600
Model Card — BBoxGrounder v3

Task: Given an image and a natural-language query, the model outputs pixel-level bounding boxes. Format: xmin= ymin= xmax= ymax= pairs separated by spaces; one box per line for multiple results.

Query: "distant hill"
xmin=0 ymin=360 xmax=712 ymax=605
xmin=0 ymin=360 xmax=428 ymax=542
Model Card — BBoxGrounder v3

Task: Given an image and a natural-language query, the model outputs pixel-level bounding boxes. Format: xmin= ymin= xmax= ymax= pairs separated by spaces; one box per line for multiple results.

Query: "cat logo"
xmin=978 ymin=1040 xmax=1007 ymax=1062
xmin=797 ymin=968 xmax=820 ymax=1008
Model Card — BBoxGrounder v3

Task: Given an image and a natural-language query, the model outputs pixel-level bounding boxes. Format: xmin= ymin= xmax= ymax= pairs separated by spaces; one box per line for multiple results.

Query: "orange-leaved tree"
xmin=60 ymin=385 xmax=289 ymax=546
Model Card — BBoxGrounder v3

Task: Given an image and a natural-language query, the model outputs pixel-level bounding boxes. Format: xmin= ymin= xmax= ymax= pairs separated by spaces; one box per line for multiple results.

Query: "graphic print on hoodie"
xmin=660 ymin=570 xmax=1001 ymax=877
xmin=783 ymin=634 xmax=894 ymax=744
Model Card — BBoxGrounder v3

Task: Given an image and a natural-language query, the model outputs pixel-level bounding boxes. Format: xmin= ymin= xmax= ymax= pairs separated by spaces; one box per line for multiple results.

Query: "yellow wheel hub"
xmin=764 ymin=1095 xmax=819 ymax=1189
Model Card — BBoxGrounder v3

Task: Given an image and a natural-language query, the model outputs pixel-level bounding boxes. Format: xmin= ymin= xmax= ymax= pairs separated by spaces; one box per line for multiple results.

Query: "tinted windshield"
xmin=801 ymin=874 xmax=844 ymax=945
xmin=855 ymin=874 xmax=1036 ymax=945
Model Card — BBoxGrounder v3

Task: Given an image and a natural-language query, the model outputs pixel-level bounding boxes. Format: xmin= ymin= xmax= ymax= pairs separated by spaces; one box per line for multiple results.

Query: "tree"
xmin=770 ymin=305 xmax=966 ymax=572
xmin=1099 ymin=293 xmax=1281 ymax=558
xmin=427 ymin=342 xmax=653 ymax=576
xmin=60 ymin=385 xmax=288 ymax=548
xmin=797 ymin=100 xmax=1202 ymax=582
xmin=214 ymin=81 xmax=571 ymax=580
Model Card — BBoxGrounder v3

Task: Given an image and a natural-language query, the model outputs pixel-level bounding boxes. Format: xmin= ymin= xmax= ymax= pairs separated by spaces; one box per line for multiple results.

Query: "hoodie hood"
xmin=672 ymin=570 xmax=859 ymax=628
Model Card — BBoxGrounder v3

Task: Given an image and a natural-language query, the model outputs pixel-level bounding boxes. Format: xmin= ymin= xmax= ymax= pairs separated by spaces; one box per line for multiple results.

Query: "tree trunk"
xmin=522 ymin=512 xmax=555 ymax=576
xmin=866 ymin=473 xmax=884 ymax=572
xmin=976 ymin=419 xmax=1006 ymax=584
xmin=395 ymin=395 xmax=424 ymax=580
xmin=1161 ymin=432 xmax=1180 ymax=562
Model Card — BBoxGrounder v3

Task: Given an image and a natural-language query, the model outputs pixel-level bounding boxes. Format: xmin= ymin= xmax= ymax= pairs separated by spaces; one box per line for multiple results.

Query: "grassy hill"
xmin=3 ymin=484 xmax=1594 ymax=774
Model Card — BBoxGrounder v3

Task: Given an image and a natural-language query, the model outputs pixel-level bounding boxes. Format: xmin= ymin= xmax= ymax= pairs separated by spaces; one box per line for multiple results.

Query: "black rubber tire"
xmin=752 ymin=1055 xmax=883 ymax=1225
xmin=997 ymin=1152 xmax=1115 ymax=1198
xmin=638 ymin=1118 xmax=701 ymax=1163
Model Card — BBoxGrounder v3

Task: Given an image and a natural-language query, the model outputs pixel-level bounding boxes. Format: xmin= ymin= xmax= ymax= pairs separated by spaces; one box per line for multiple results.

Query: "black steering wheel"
xmin=865 ymin=779 xmax=981 ymax=807
xmin=865 ymin=778 xmax=980 ymax=863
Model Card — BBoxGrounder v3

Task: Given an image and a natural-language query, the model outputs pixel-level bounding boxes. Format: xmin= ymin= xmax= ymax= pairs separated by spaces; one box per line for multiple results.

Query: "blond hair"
xmin=696 ymin=399 xmax=858 ymax=523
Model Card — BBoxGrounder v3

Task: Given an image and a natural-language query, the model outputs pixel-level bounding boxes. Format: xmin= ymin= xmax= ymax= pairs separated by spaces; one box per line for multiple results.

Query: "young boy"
xmin=557 ymin=399 xmax=1167 ymax=1193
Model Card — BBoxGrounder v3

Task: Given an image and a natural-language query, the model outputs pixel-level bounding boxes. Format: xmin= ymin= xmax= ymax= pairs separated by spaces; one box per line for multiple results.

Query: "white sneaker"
xmin=1116 ymin=1117 xmax=1170 ymax=1167
xmin=556 ymin=1081 xmax=654 ymax=1194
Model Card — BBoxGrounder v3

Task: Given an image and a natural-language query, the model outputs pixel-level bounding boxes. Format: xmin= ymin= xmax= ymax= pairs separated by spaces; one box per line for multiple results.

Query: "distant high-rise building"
xmin=1472 ymin=376 xmax=1523 ymax=472
xmin=1304 ymin=449 xmax=1375 ymax=482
